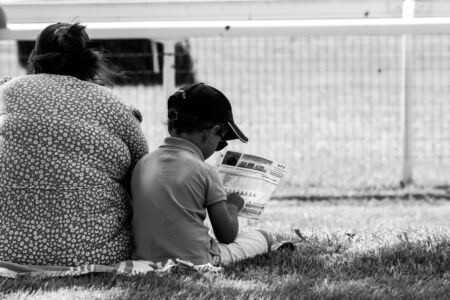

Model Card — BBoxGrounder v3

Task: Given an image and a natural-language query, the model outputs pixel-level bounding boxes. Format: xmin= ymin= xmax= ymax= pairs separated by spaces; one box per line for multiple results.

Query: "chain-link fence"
xmin=1 ymin=34 xmax=449 ymax=196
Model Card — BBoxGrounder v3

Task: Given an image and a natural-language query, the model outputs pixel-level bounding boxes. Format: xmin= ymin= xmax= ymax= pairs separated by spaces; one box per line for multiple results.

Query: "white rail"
xmin=3 ymin=18 xmax=450 ymax=40
xmin=0 ymin=0 xmax=404 ymax=24
xmin=2 ymin=0 xmax=450 ymax=23
xmin=2 ymin=0 xmax=450 ymax=40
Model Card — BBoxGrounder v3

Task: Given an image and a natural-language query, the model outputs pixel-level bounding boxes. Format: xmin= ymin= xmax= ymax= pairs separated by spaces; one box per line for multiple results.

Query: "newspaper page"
xmin=216 ymin=151 xmax=287 ymax=220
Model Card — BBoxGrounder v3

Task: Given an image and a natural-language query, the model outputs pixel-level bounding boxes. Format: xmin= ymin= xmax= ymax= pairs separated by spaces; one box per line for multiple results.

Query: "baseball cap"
xmin=168 ymin=83 xmax=248 ymax=142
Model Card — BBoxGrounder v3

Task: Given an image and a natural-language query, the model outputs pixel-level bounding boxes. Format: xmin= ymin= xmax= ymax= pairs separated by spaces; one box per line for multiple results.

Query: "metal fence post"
xmin=400 ymin=0 xmax=415 ymax=186
xmin=163 ymin=40 xmax=176 ymax=103
xmin=0 ymin=6 xmax=7 ymax=28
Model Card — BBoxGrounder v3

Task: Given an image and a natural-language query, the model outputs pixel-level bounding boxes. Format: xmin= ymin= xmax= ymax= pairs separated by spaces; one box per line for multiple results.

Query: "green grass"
xmin=2 ymin=199 xmax=449 ymax=299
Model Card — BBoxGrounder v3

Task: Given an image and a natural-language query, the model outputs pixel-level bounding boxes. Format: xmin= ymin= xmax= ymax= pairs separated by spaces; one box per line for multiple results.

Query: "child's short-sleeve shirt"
xmin=131 ymin=137 xmax=226 ymax=265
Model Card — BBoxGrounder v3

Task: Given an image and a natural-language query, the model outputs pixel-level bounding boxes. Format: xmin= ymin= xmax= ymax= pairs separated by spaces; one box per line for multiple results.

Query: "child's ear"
xmin=212 ymin=125 xmax=221 ymax=135
xmin=205 ymin=125 xmax=220 ymax=135
xmin=201 ymin=126 xmax=213 ymax=141
xmin=201 ymin=125 xmax=220 ymax=141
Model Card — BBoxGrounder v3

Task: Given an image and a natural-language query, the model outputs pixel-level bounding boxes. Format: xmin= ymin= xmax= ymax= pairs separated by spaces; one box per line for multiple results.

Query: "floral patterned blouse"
xmin=0 ymin=74 xmax=149 ymax=266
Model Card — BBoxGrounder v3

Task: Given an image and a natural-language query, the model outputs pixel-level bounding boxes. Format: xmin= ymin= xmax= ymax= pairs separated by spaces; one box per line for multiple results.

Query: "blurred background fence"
xmin=1 ymin=0 xmax=450 ymax=198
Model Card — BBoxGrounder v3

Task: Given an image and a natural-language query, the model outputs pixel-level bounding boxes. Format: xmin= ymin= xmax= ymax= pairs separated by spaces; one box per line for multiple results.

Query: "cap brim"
xmin=225 ymin=121 xmax=248 ymax=143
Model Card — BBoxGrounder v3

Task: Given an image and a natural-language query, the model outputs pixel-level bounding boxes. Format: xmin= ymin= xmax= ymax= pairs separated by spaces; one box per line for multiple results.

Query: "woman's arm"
xmin=105 ymin=96 xmax=149 ymax=194
xmin=120 ymin=107 xmax=149 ymax=195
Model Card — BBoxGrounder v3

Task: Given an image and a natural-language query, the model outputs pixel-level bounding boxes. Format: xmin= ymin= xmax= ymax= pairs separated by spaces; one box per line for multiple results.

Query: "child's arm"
xmin=207 ymin=193 xmax=244 ymax=244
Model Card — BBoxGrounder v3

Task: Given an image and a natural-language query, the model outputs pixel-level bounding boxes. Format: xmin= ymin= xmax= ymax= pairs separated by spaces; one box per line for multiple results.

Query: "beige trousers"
xmin=210 ymin=230 xmax=271 ymax=266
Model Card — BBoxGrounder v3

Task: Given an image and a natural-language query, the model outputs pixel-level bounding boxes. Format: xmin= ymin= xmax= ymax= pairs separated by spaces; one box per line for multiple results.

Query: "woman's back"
xmin=0 ymin=74 xmax=148 ymax=266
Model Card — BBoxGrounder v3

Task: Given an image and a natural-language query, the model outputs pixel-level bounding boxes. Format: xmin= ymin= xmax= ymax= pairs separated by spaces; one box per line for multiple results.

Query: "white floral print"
xmin=0 ymin=74 xmax=148 ymax=266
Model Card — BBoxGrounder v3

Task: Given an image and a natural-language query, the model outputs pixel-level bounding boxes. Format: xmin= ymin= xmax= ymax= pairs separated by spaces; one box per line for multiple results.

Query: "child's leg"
xmin=216 ymin=230 xmax=272 ymax=265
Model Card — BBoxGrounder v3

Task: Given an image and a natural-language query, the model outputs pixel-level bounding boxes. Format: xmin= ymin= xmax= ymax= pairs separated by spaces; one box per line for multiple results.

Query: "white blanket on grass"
xmin=0 ymin=258 xmax=222 ymax=279
xmin=0 ymin=239 xmax=297 ymax=279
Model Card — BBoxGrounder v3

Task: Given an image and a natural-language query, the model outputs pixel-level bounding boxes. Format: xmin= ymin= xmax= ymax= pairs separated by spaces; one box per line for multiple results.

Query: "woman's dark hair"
xmin=27 ymin=22 xmax=119 ymax=85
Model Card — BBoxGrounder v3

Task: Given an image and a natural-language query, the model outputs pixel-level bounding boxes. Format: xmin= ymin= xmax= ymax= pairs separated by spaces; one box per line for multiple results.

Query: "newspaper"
xmin=216 ymin=151 xmax=287 ymax=220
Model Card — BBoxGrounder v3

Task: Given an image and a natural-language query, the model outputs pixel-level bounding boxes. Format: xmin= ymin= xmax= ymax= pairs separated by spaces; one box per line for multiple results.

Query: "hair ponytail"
xmin=28 ymin=22 xmax=120 ymax=85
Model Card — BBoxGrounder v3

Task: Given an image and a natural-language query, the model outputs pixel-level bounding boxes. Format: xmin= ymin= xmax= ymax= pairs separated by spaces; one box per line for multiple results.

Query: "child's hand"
xmin=226 ymin=193 xmax=244 ymax=213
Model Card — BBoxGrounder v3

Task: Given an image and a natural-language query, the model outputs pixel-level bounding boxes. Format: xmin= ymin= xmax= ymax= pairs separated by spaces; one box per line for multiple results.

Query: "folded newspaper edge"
xmin=216 ymin=150 xmax=287 ymax=220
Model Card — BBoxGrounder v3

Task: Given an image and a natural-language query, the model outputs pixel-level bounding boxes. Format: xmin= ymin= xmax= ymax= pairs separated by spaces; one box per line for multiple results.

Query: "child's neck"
xmin=171 ymin=132 xmax=209 ymax=160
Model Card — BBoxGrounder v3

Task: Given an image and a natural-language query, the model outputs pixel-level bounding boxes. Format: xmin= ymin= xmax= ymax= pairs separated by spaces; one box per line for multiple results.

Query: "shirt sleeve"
xmin=205 ymin=164 xmax=227 ymax=207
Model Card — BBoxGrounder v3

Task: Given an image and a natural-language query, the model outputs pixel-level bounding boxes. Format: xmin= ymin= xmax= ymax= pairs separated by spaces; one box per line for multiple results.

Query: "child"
xmin=131 ymin=83 xmax=272 ymax=266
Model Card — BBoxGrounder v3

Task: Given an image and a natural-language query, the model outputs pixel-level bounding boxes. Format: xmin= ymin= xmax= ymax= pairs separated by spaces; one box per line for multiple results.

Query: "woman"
xmin=0 ymin=23 xmax=149 ymax=266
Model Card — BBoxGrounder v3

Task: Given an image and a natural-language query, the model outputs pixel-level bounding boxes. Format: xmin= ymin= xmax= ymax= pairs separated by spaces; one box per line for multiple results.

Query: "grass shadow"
xmin=1 ymin=232 xmax=449 ymax=299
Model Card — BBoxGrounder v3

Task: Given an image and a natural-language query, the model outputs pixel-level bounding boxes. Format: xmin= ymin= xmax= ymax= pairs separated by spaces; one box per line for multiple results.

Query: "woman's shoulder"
xmin=0 ymin=76 xmax=12 ymax=86
xmin=0 ymin=75 xmax=33 ymax=87
xmin=74 ymin=78 xmax=123 ymax=102
xmin=1 ymin=74 xmax=63 ymax=88
xmin=0 ymin=75 xmax=40 ymax=93
xmin=78 ymin=80 xmax=144 ymax=122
